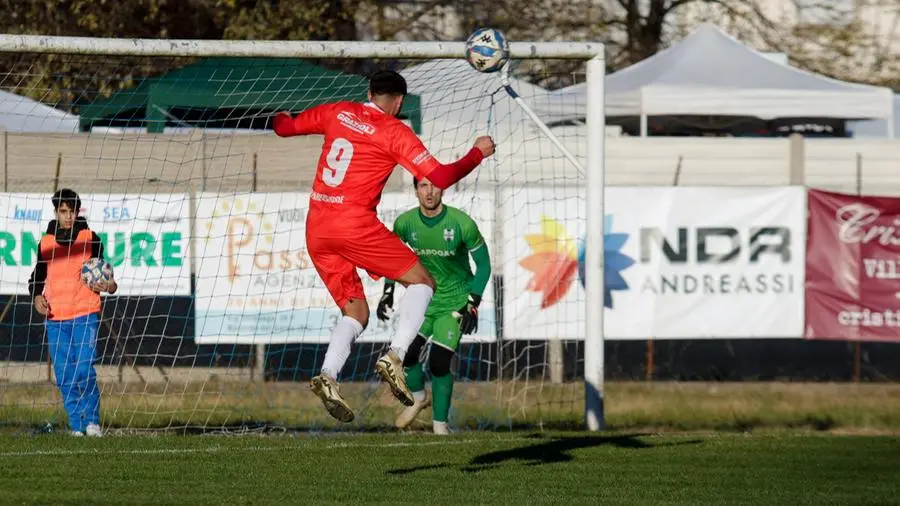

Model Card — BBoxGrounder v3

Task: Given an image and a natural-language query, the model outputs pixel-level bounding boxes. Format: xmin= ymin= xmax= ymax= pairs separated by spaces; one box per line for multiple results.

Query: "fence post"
xmin=855 ymin=153 xmax=862 ymax=195
xmin=198 ymin=131 xmax=208 ymax=192
xmin=252 ymin=152 xmax=258 ymax=193
xmin=548 ymin=339 xmax=563 ymax=383
xmin=2 ymin=129 xmax=7 ymax=191
xmin=53 ymin=152 xmax=61 ymax=191
xmin=788 ymin=134 xmax=805 ymax=185
xmin=646 ymin=155 xmax=686 ymax=382
xmin=853 ymin=152 xmax=863 ymax=382
xmin=251 ymin=153 xmax=266 ymax=383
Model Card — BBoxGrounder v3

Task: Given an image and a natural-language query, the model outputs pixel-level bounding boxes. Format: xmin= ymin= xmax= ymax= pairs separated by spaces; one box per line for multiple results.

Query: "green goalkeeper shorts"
xmin=418 ymin=313 xmax=461 ymax=352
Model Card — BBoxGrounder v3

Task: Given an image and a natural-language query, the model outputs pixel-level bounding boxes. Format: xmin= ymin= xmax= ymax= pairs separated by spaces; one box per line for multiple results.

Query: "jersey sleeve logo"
xmin=337 ymin=111 xmax=376 ymax=135
xmin=412 ymin=150 xmax=433 ymax=166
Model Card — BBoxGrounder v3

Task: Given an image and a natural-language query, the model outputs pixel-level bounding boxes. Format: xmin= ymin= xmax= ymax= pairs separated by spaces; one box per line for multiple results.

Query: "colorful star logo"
xmin=519 ymin=216 xmax=580 ymax=309
xmin=519 ymin=215 xmax=634 ymax=309
xmin=579 ymin=215 xmax=635 ymax=308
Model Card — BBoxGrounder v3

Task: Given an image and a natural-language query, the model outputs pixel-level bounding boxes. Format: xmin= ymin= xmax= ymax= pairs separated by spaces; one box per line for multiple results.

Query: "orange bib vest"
xmin=40 ymin=229 xmax=101 ymax=321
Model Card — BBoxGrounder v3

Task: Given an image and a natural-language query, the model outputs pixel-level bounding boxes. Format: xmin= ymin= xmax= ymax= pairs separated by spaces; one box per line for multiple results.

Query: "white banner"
xmin=0 ymin=193 xmax=191 ymax=296
xmin=502 ymin=186 xmax=806 ymax=339
xmin=194 ymin=191 xmax=496 ymax=344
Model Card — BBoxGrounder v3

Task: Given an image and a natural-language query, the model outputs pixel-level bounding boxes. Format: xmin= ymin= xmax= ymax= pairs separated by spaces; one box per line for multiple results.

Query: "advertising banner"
xmin=0 ymin=193 xmax=190 ymax=296
xmin=805 ymin=189 xmax=900 ymax=342
xmin=503 ymin=186 xmax=806 ymax=339
xmin=194 ymin=191 xmax=496 ymax=344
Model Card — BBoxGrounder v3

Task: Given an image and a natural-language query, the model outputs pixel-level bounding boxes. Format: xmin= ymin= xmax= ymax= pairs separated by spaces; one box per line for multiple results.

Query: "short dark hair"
xmin=51 ymin=188 xmax=81 ymax=211
xmin=369 ymin=70 xmax=407 ymax=97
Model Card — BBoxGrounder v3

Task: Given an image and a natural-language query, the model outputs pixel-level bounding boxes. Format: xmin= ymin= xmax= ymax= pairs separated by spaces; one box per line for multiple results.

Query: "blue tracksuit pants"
xmin=45 ymin=313 xmax=101 ymax=432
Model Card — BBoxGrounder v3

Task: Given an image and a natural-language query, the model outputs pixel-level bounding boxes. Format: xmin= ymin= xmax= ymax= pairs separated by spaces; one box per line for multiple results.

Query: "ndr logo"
xmin=11 ymin=205 xmax=41 ymax=222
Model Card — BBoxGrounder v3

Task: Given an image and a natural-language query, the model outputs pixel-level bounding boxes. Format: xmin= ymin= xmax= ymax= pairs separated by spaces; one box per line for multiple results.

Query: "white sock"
xmin=413 ymin=390 xmax=426 ymax=403
xmin=390 ymin=284 xmax=433 ymax=361
xmin=321 ymin=316 xmax=364 ymax=379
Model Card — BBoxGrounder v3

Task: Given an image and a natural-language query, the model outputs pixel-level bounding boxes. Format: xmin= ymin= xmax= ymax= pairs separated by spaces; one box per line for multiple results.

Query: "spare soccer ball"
xmin=465 ymin=28 xmax=509 ymax=73
xmin=81 ymin=258 xmax=114 ymax=290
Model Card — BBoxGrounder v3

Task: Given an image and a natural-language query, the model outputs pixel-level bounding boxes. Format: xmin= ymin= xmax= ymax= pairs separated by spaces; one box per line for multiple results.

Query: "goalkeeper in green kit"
xmin=377 ymin=177 xmax=491 ymax=435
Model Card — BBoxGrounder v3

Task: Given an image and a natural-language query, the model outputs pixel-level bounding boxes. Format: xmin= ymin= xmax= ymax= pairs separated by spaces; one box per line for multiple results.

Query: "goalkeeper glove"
xmin=453 ymin=293 xmax=481 ymax=335
xmin=376 ymin=283 xmax=395 ymax=322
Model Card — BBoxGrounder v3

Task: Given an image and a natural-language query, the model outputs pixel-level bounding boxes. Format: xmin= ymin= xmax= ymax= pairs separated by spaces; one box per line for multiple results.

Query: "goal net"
xmin=0 ymin=37 xmax=604 ymax=434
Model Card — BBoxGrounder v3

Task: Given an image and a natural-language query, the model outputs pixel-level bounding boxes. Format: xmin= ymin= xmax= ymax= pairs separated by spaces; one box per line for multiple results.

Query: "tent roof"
xmin=848 ymin=93 xmax=900 ymax=137
xmin=539 ymin=23 xmax=894 ymax=124
xmin=78 ymin=58 xmax=423 ymax=133
xmin=0 ymin=90 xmax=79 ymax=133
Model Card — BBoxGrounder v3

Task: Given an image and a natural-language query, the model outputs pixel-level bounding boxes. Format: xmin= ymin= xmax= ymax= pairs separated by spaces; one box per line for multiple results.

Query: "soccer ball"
xmin=465 ymin=28 xmax=509 ymax=73
xmin=81 ymin=258 xmax=114 ymax=290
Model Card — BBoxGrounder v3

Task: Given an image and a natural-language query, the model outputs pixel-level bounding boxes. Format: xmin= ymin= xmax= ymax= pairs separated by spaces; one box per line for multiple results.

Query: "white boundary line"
xmin=0 ymin=436 xmax=531 ymax=458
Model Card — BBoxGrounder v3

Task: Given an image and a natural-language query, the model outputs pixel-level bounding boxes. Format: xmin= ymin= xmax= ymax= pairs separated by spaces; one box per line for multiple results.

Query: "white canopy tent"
xmin=537 ymin=23 xmax=895 ymax=137
xmin=848 ymin=94 xmax=900 ymax=138
xmin=0 ymin=89 xmax=80 ymax=133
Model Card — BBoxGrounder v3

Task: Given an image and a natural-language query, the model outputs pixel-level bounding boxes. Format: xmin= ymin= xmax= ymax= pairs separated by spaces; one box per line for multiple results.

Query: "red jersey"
xmin=279 ymin=101 xmax=440 ymax=213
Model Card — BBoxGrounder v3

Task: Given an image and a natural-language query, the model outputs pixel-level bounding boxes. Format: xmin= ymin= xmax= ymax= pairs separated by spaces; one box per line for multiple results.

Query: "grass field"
xmin=3 ymin=381 xmax=900 ymax=433
xmin=2 ymin=381 xmax=899 ymax=504
xmin=0 ymin=431 xmax=898 ymax=505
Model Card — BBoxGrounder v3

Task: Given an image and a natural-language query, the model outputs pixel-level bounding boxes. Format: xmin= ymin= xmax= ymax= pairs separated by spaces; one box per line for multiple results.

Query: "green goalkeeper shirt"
xmin=388 ymin=205 xmax=491 ymax=312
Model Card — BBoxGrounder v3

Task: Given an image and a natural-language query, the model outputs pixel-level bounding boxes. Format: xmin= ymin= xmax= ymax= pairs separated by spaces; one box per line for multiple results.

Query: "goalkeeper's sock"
xmin=431 ymin=373 xmax=454 ymax=423
xmin=390 ymin=284 xmax=433 ymax=361
xmin=320 ymin=316 xmax=364 ymax=379
xmin=405 ymin=363 xmax=426 ymax=394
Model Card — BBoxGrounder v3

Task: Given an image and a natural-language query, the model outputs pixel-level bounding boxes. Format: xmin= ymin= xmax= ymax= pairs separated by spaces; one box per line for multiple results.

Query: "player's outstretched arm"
xmin=271 ymin=104 xmax=330 ymax=137
xmin=392 ymin=126 xmax=495 ymax=190
xmin=423 ymin=136 xmax=495 ymax=190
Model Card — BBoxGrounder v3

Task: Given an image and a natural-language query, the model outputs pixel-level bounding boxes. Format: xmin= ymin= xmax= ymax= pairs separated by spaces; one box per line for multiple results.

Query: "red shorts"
xmin=306 ymin=211 xmax=418 ymax=308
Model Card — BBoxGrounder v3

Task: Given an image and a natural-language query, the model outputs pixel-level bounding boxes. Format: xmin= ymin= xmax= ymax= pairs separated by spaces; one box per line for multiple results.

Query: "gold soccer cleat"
xmin=310 ymin=373 xmax=355 ymax=423
xmin=375 ymin=351 xmax=415 ymax=406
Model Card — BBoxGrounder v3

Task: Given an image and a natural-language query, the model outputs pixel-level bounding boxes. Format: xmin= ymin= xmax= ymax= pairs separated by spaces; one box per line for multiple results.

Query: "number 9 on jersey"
xmin=324 ymin=137 xmax=354 ymax=187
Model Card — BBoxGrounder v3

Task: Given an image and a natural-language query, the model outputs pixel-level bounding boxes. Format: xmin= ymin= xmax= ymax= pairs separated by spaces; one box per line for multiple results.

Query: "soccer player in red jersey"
xmin=273 ymin=70 xmax=494 ymax=423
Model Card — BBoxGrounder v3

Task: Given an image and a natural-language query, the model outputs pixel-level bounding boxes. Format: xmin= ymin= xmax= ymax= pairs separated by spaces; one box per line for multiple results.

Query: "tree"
xmin=2 ymin=0 xmax=896 ymax=111
xmin=377 ymin=0 xmax=899 ymax=89
xmin=0 ymin=0 xmax=359 ymax=108
xmin=670 ymin=0 xmax=900 ymax=88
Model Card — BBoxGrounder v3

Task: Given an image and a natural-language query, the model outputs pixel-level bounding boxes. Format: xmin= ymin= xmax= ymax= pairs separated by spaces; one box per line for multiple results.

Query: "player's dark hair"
xmin=413 ymin=177 xmax=418 ymax=188
xmin=369 ymin=70 xmax=407 ymax=97
xmin=51 ymin=188 xmax=81 ymax=212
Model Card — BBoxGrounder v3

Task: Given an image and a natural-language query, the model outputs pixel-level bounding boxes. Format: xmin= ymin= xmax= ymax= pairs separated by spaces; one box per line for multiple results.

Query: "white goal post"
xmin=0 ymin=34 xmax=606 ymax=432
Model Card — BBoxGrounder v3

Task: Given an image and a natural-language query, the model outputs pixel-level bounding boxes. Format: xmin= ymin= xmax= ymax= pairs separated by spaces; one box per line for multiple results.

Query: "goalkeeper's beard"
xmin=420 ymin=198 xmax=441 ymax=213
xmin=390 ymin=284 xmax=434 ymax=361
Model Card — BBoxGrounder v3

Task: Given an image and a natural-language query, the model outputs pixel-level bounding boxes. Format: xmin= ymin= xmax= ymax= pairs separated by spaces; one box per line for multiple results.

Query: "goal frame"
xmin=0 ymin=34 xmax=606 ymax=432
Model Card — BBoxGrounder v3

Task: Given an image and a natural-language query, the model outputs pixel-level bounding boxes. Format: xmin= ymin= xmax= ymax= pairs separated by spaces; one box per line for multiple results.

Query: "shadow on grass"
xmin=386 ymin=463 xmax=452 ymax=475
xmin=385 ymin=433 xmax=703 ymax=475
xmin=462 ymin=434 xmax=703 ymax=473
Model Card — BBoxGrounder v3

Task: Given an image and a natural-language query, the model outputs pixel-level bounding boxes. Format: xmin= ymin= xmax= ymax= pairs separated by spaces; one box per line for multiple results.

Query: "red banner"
xmin=806 ymin=189 xmax=900 ymax=342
